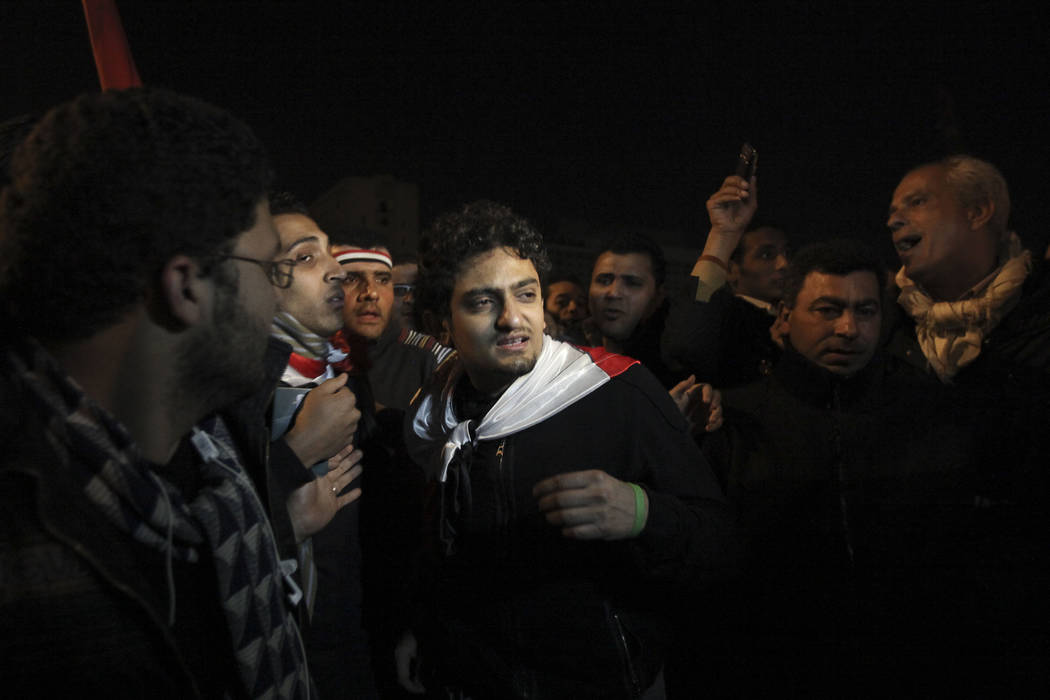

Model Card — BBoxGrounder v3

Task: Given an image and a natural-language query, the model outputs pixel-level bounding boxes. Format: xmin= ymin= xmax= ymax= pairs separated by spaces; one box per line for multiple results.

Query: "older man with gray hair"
xmin=884 ymin=154 xmax=1050 ymax=690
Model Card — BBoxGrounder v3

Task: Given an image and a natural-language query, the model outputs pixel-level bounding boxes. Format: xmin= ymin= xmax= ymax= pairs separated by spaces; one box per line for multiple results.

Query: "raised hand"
xmin=287 ymin=443 xmax=364 ymax=542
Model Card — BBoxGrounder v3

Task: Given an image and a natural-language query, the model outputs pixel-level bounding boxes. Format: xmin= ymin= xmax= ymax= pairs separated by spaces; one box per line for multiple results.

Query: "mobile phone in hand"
xmin=735 ymin=143 xmax=757 ymax=180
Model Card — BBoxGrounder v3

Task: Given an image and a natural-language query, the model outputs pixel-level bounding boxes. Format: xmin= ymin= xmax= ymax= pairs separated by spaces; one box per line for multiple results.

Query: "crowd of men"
xmin=1 ymin=87 xmax=1048 ymax=699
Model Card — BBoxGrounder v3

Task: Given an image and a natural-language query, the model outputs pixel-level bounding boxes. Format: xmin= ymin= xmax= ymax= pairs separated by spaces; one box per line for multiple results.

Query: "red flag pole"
xmin=81 ymin=0 xmax=142 ymax=90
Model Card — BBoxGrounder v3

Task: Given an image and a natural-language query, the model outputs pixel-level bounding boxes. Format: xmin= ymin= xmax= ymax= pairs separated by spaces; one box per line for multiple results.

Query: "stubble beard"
xmin=173 ymin=282 xmax=271 ymax=418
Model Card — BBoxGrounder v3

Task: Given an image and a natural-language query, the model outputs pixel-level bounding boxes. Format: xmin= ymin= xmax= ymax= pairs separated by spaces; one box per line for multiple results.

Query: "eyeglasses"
xmin=218 ymin=255 xmax=297 ymax=289
xmin=393 ymin=284 xmax=414 ymax=298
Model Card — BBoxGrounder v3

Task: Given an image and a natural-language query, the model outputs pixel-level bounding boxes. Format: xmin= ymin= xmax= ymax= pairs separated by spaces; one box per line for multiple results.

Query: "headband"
xmin=335 ymin=248 xmax=392 ymax=268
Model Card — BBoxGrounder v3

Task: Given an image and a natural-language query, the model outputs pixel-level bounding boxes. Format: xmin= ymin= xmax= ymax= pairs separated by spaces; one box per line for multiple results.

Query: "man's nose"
xmin=774 ymin=253 xmax=788 ymax=272
xmin=887 ymin=210 xmax=905 ymax=233
xmin=497 ymin=299 xmax=523 ymax=329
xmin=358 ymin=278 xmax=379 ymax=299
xmin=324 ymin=256 xmax=346 ymax=283
xmin=835 ymin=310 xmax=858 ymax=338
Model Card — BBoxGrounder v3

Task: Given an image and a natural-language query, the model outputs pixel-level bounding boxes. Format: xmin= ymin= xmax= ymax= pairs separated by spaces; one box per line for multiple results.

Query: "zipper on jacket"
xmin=610 ymin=608 xmax=643 ymax=699
xmin=832 ymin=384 xmax=855 ymax=565
xmin=495 ymin=438 xmax=511 ymax=541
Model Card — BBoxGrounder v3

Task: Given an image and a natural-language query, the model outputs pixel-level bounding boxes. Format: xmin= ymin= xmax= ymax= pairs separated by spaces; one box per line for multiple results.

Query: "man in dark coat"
xmin=401 ymin=200 xmax=736 ymax=699
xmin=662 ymin=171 xmax=789 ymax=389
xmin=702 ymin=239 xmax=991 ymax=696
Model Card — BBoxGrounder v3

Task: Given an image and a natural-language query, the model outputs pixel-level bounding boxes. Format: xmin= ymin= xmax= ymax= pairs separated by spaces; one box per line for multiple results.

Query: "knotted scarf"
xmin=271 ymin=311 xmax=347 ymax=385
xmin=406 ymin=336 xmax=637 ymax=552
xmin=896 ymin=232 xmax=1031 ymax=381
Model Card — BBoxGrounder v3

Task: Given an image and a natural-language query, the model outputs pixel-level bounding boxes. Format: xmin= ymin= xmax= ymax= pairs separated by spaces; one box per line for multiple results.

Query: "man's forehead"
xmin=593 ymin=251 xmax=654 ymax=278
xmin=742 ymin=227 xmax=787 ymax=253
xmin=273 ymin=212 xmax=327 ymax=250
xmin=457 ymin=247 xmax=539 ymax=288
xmin=801 ymin=270 xmax=880 ymax=300
xmin=549 ymin=280 xmax=582 ymax=295
xmin=893 ymin=164 xmax=947 ymax=200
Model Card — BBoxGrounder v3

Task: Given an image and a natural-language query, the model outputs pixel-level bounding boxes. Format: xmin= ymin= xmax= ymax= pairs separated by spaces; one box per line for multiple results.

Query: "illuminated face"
xmin=444 ymin=247 xmax=545 ymax=396
xmin=730 ymin=227 xmax=789 ymax=303
xmin=785 ymin=270 xmax=881 ymax=377
xmin=545 ymin=280 xmax=588 ymax=323
xmin=887 ymin=164 xmax=997 ymax=299
xmin=340 ymin=257 xmax=394 ymax=341
xmin=272 ymin=213 xmax=345 ymax=336
xmin=588 ymin=251 xmax=663 ymax=346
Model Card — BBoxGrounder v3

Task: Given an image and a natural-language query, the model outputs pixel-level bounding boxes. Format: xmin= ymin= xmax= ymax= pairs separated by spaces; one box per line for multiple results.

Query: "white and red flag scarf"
xmin=407 ymin=336 xmax=637 ymax=481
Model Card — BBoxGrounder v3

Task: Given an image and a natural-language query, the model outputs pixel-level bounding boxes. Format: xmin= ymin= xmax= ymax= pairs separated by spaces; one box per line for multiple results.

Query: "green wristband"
xmin=628 ymin=482 xmax=647 ymax=537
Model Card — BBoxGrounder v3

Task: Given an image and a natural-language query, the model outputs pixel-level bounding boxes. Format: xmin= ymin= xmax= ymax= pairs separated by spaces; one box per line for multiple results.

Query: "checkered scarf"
xmin=5 ymin=339 xmax=311 ymax=699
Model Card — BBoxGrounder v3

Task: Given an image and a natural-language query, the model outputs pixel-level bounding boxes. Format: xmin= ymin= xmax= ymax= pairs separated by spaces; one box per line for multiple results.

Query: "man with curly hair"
xmin=402 ymin=200 xmax=734 ymax=699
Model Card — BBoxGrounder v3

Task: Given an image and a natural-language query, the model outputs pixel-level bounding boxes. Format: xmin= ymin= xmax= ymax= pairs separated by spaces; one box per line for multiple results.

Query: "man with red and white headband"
xmin=327 ymin=238 xmax=453 ymax=698
xmin=331 ymin=241 xmax=452 ymax=412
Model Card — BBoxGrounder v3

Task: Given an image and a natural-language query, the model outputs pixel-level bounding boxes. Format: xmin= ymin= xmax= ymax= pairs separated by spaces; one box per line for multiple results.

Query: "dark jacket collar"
xmin=773 ymin=345 xmax=884 ymax=410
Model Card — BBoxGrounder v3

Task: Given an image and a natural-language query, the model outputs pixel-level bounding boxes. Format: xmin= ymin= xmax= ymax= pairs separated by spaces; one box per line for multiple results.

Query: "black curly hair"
xmin=781 ymin=239 xmax=886 ymax=308
xmin=416 ymin=200 xmax=551 ymax=322
xmin=596 ymin=231 xmax=667 ymax=287
xmin=0 ymin=87 xmax=272 ymax=341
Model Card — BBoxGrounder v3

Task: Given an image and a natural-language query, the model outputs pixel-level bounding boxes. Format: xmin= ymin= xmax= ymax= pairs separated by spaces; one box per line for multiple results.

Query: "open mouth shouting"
xmin=894 ymin=234 xmax=921 ymax=253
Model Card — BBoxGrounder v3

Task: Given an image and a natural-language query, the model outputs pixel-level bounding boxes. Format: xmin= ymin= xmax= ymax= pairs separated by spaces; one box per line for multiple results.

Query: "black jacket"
xmin=661 ymin=283 xmax=780 ymax=389
xmin=414 ymin=362 xmax=735 ymax=699
xmin=701 ymin=347 xmax=1050 ymax=694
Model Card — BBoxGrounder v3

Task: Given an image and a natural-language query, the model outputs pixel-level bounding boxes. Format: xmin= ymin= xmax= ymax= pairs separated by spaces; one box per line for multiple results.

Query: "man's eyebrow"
xmin=463 ymin=286 xmax=501 ymax=299
xmin=463 ymin=278 xmax=539 ymax=297
xmin=888 ymin=188 xmax=924 ymax=217
xmin=282 ymin=235 xmax=320 ymax=254
xmin=809 ymin=295 xmax=848 ymax=307
xmin=809 ymin=295 xmax=881 ymax=307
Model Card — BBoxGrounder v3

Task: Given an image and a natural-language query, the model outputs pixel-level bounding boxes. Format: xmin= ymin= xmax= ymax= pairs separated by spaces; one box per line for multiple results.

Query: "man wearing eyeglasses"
xmin=266 ymin=194 xmax=383 ymax=698
xmin=0 ymin=88 xmax=351 ymax=698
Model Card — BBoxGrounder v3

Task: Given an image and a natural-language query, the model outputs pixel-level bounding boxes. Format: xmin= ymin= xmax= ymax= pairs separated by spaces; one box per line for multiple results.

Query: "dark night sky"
xmin=6 ymin=1 xmax=1050 ymax=260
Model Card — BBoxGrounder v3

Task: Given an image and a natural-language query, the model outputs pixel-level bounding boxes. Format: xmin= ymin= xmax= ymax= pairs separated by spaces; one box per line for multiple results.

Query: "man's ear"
xmin=153 ymin=255 xmax=210 ymax=329
xmin=967 ymin=198 xmax=995 ymax=231
xmin=771 ymin=302 xmax=791 ymax=349
xmin=727 ymin=261 xmax=740 ymax=287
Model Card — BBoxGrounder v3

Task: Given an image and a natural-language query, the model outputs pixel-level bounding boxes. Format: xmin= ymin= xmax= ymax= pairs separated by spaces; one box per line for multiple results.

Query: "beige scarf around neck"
xmin=896 ymin=232 xmax=1032 ymax=382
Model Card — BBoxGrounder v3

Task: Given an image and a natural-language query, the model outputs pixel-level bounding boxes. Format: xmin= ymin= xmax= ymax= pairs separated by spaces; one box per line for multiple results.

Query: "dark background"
xmin=5 ymin=1 xmax=1050 ymax=260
